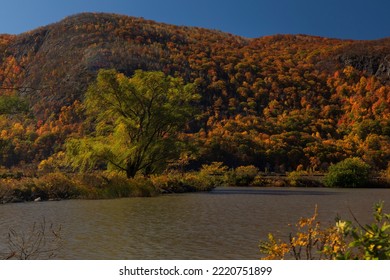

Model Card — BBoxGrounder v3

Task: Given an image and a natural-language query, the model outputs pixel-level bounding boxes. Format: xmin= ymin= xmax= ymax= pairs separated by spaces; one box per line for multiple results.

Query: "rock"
xmin=34 ymin=197 xmax=42 ymax=202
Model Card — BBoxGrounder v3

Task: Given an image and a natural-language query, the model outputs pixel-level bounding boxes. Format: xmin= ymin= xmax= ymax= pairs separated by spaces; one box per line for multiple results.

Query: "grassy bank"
xmin=0 ymin=170 xmax=219 ymax=203
xmin=1 ymin=162 xmax=389 ymax=203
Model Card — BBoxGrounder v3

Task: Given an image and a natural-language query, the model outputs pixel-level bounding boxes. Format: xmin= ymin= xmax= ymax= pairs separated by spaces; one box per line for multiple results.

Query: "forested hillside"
xmin=0 ymin=13 xmax=389 ymax=173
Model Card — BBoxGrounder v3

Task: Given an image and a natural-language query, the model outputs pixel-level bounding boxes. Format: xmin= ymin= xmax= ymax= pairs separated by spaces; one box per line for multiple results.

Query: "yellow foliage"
xmin=260 ymin=206 xmax=347 ymax=260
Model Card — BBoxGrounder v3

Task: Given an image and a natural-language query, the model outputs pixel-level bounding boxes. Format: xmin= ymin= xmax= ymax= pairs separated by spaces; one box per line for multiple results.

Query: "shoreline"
xmin=1 ymin=172 xmax=389 ymax=205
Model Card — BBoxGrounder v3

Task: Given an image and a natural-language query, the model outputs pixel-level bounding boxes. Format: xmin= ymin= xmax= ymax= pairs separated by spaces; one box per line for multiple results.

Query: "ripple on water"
xmin=0 ymin=187 xmax=389 ymax=259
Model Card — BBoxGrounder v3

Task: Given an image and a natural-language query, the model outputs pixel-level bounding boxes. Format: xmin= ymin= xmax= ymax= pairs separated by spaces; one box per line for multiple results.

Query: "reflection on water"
xmin=0 ymin=187 xmax=389 ymax=259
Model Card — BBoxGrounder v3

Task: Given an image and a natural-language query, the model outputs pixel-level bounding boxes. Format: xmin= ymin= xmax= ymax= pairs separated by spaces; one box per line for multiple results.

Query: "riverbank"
xmin=0 ymin=170 xmax=219 ymax=204
xmin=262 ymin=173 xmax=390 ymax=188
xmin=1 ymin=169 xmax=389 ymax=204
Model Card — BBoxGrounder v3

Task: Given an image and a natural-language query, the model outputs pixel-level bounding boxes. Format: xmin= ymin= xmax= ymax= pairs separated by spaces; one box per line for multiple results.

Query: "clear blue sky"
xmin=0 ymin=0 xmax=389 ymax=40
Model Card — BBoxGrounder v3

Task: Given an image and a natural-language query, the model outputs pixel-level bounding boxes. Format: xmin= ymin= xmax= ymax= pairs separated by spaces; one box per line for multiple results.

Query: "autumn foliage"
xmin=0 ymin=13 xmax=389 ymax=176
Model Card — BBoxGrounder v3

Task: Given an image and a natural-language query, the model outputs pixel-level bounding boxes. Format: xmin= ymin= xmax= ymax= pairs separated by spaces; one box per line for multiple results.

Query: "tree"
xmin=65 ymin=69 xmax=199 ymax=178
xmin=324 ymin=157 xmax=371 ymax=188
xmin=0 ymin=95 xmax=29 ymax=115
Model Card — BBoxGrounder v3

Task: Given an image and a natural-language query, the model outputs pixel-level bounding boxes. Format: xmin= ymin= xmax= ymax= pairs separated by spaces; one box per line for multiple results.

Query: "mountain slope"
xmin=1 ymin=13 xmax=389 ymax=114
xmin=0 ymin=13 xmax=389 ymax=172
xmin=2 ymin=13 xmax=248 ymax=115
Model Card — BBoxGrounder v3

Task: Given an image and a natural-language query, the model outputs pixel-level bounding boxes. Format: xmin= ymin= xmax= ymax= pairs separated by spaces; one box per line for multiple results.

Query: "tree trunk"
xmin=126 ymin=162 xmax=138 ymax=178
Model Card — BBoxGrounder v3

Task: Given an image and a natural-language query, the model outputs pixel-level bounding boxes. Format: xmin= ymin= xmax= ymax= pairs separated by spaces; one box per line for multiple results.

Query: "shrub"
xmin=259 ymin=206 xmax=345 ymax=260
xmin=1 ymin=218 xmax=62 ymax=260
xmin=1 ymin=173 xmax=78 ymax=202
xmin=37 ymin=152 xmax=66 ymax=174
xmin=77 ymin=172 xmax=159 ymax=199
xmin=181 ymin=172 xmax=220 ymax=191
xmin=96 ymin=173 xmax=135 ymax=198
xmin=229 ymin=165 xmax=259 ymax=186
xmin=324 ymin=157 xmax=371 ymax=188
xmin=151 ymin=171 xmax=216 ymax=193
xmin=287 ymin=171 xmax=308 ymax=187
xmin=151 ymin=173 xmax=186 ymax=193
xmin=259 ymin=202 xmax=390 ymax=260
xmin=251 ymin=175 xmax=265 ymax=186
xmin=33 ymin=172 xmax=79 ymax=200
xmin=198 ymin=162 xmax=229 ymax=187
xmin=127 ymin=178 xmax=159 ymax=197
xmin=344 ymin=202 xmax=390 ymax=260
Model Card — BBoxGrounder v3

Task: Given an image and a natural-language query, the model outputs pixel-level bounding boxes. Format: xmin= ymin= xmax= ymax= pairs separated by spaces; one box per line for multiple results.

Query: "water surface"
xmin=1 ymin=187 xmax=389 ymax=259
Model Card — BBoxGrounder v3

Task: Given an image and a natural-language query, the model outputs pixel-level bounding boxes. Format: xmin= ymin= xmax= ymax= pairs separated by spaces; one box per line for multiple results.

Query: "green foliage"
xmin=81 ymin=173 xmax=158 ymax=199
xmin=151 ymin=162 xmax=230 ymax=193
xmin=259 ymin=202 xmax=390 ymax=260
xmin=65 ymin=69 xmax=199 ymax=178
xmin=337 ymin=202 xmax=390 ymax=260
xmin=286 ymin=170 xmax=319 ymax=187
xmin=0 ymin=95 xmax=29 ymax=115
xmin=0 ymin=14 xmax=390 ymax=177
xmin=198 ymin=162 xmax=229 ymax=187
xmin=151 ymin=172 xmax=197 ymax=193
xmin=38 ymin=152 xmax=67 ymax=173
xmin=324 ymin=157 xmax=371 ymax=187
xmin=180 ymin=172 xmax=220 ymax=191
xmin=0 ymin=171 xmax=160 ymax=202
xmin=355 ymin=119 xmax=382 ymax=140
xmin=228 ymin=165 xmax=259 ymax=186
xmin=151 ymin=168 xmax=224 ymax=193
xmin=259 ymin=206 xmax=345 ymax=260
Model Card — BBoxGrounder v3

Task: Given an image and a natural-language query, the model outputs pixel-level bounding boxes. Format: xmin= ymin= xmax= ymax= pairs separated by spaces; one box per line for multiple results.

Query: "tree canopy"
xmin=324 ymin=157 xmax=371 ymax=187
xmin=65 ymin=69 xmax=199 ymax=177
xmin=0 ymin=14 xmax=389 ymax=174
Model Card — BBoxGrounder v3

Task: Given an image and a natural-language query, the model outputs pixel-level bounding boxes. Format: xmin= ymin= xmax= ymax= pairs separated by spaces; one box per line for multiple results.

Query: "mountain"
xmin=1 ymin=13 xmax=250 ymax=116
xmin=0 ymin=13 xmax=389 ymax=172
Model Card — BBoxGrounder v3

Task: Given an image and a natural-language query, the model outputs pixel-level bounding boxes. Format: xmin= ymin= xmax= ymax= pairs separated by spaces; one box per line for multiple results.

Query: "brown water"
xmin=1 ymin=187 xmax=389 ymax=259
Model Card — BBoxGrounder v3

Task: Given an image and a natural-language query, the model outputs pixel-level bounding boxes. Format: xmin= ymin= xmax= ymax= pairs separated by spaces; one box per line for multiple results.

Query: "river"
xmin=1 ymin=187 xmax=389 ymax=259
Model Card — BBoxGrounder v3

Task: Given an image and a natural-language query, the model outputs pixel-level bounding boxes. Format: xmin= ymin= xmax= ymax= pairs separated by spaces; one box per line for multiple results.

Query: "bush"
xmin=151 ymin=170 xmax=217 ymax=193
xmin=228 ymin=165 xmax=259 ymax=186
xmin=286 ymin=171 xmax=322 ymax=187
xmin=128 ymin=178 xmax=159 ymax=197
xmin=76 ymin=172 xmax=159 ymax=199
xmin=287 ymin=171 xmax=308 ymax=187
xmin=324 ymin=157 xmax=371 ymax=188
xmin=251 ymin=175 xmax=265 ymax=186
xmin=101 ymin=175 xmax=158 ymax=198
xmin=259 ymin=202 xmax=390 ymax=260
xmin=2 ymin=218 xmax=62 ymax=260
xmin=181 ymin=172 xmax=215 ymax=191
xmin=342 ymin=202 xmax=390 ymax=260
xmin=97 ymin=174 xmax=135 ymax=198
xmin=151 ymin=173 xmax=184 ymax=193
xmin=198 ymin=162 xmax=228 ymax=187
xmin=33 ymin=172 xmax=79 ymax=200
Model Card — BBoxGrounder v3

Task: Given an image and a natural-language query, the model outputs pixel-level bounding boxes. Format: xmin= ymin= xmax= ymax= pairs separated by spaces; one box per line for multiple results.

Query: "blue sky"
xmin=0 ymin=0 xmax=389 ymax=40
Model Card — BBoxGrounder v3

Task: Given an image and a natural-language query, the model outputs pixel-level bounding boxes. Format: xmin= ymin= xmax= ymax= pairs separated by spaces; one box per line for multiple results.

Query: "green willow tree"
xmin=65 ymin=69 xmax=199 ymax=178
